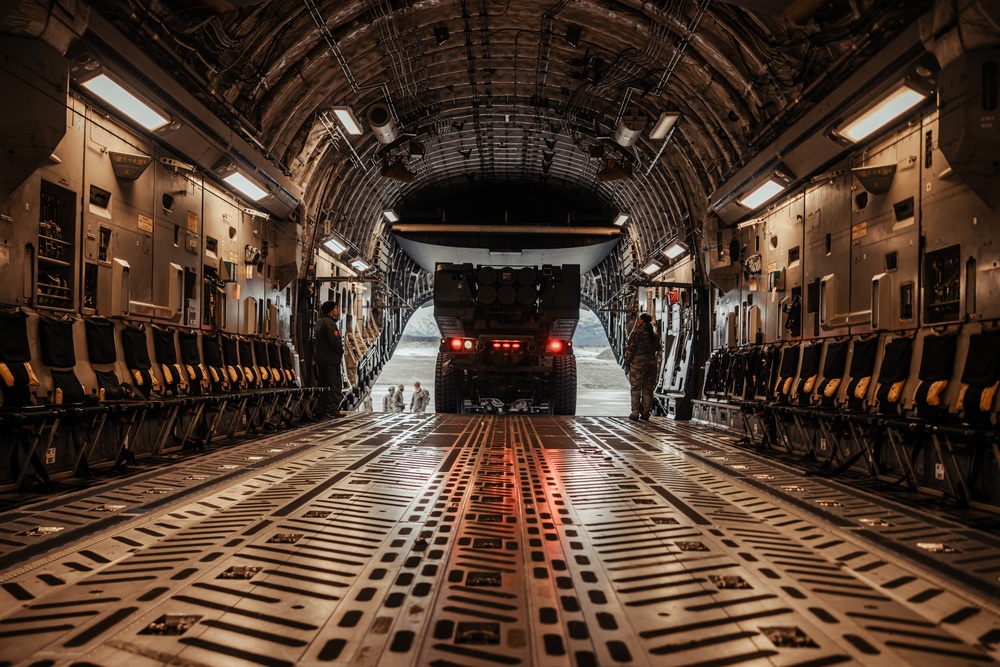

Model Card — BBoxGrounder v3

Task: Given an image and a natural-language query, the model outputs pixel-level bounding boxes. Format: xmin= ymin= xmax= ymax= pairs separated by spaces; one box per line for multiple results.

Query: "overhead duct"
xmin=0 ymin=0 xmax=89 ymax=54
xmin=368 ymin=103 xmax=399 ymax=144
xmin=612 ymin=110 xmax=645 ymax=148
xmin=0 ymin=37 xmax=68 ymax=200
xmin=938 ymin=49 xmax=1000 ymax=211
xmin=920 ymin=0 xmax=1000 ymax=70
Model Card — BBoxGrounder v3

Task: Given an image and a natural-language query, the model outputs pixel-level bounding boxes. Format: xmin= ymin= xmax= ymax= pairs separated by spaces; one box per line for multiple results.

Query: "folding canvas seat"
xmin=727 ymin=348 xmax=746 ymax=399
xmin=844 ymin=336 xmax=878 ymax=411
xmin=84 ymin=317 xmax=127 ymax=402
xmin=267 ymin=342 xmax=286 ymax=387
xmin=238 ymin=337 xmax=261 ymax=387
xmin=177 ymin=331 xmax=207 ymax=394
xmin=37 ymin=315 xmax=90 ymax=406
xmin=0 ymin=310 xmax=40 ymax=409
xmin=220 ymin=335 xmax=247 ymax=389
xmin=253 ymin=339 xmax=273 ymax=387
xmin=704 ymin=350 xmax=723 ymax=396
xmin=278 ymin=343 xmax=299 ymax=386
xmin=792 ymin=342 xmax=822 ymax=403
xmin=0 ymin=310 xmax=53 ymax=490
xmin=773 ymin=344 xmax=800 ymax=403
xmin=814 ymin=340 xmax=848 ymax=407
xmin=201 ymin=335 xmax=231 ymax=393
xmin=911 ymin=332 xmax=957 ymax=419
xmin=741 ymin=347 xmax=762 ymax=401
xmin=956 ymin=329 xmax=1000 ymax=424
xmin=873 ymin=337 xmax=913 ymax=414
xmin=151 ymin=326 xmax=187 ymax=396
xmin=120 ymin=323 xmax=160 ymax=399
xmin=756 ymin=346 xmax=780 ymax=399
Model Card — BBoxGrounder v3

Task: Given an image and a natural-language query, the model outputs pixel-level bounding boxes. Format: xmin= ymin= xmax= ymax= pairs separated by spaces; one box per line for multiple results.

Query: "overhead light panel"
xmin=641 ymin=261 xmax=661 ymax=275
xmin=738 ymin=178 xmax=786 ymax=210
xmin=663 ymin=241 xmax=688 ymax=260
xmin=222 ymin=169 xmax=267 ymax=201
xmin=81 ymin=73 xmax=170 ymax=131
xmin=613 ymin=213 xmax=629 ymax=226
xmin=383 ymin=209 xmax=399 ymax=223
xmin=649 ymin=111 xmax=680 ymax=140
xmin=835 ymin=82 xmax=929 ymax=143
xmin=331 ymin=106 xmax=363 ymax=135
xmin=351 ymin=259 xmax=370 ymax=272
xmin=323 ymin=237 xmax=347 ymax=255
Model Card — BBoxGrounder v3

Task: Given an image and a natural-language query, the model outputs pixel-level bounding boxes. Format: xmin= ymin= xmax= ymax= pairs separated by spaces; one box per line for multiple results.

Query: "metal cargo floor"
xmin=1 ymin=414 xmax=998 ymax=666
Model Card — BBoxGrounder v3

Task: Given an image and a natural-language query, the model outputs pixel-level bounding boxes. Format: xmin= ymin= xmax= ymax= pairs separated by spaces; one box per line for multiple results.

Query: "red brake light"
xmin=547 ymin=339 xmax=564 ymax=354
xmin=450 ymin=338 xmax=463 ymax=351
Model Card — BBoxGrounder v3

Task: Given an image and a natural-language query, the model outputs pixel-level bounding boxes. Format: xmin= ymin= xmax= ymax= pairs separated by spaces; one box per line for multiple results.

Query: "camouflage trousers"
xmin=629 ymin=360 xmax=658 ymax=417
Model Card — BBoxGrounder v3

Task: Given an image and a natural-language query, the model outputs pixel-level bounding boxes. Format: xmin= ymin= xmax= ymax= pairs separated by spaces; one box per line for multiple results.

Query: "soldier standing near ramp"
xmin=624 ymin=312 xmax=661 ymax=421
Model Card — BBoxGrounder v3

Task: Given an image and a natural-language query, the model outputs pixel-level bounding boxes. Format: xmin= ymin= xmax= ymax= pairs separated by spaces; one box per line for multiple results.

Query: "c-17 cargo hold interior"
xmin=2 ymin=1 xmax=1000 ymax=665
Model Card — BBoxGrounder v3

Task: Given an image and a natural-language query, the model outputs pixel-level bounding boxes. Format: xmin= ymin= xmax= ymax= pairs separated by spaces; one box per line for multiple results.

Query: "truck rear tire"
xmin=551 ymin=355 xmax=577 ymax=415
xmin=435 ymin=353 xmax=460 ymax=413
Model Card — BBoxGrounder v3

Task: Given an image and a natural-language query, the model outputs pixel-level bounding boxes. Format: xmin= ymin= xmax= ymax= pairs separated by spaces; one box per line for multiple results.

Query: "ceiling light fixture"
xmin=217 ymin=164 xmax=269 ymax=201
xmin=81 ymin=73 xmax=170 ymax=131
xmin=663 ymin=241 xmax=688 ymax=260
xmin=641 ymin=261 xmax=662 ymax=275
xmin=382 ymin=209 xmax=399 ymax=223
xmin=739 ymin=179 xmax=786 ymax=209
xmin=351 ymin=259 xmax=370 ymax=272
xmin=649 ymin=111 xmax=681 ymax=140
xmin=738 ymin=165 xmax=795 ymax=210
xmin=323 ymin=237 xmax=347 ymax=255
xmin=613 ymin=213 xmax=629 ymax=226
xmin=331 ymin=106 xmax=363 ymax=135
xmin=835 ymin=82 xmax=929 ymax=143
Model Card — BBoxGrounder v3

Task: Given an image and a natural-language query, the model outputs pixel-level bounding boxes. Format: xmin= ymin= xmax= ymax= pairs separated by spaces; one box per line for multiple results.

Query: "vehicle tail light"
xmin=547 ymin=339 xmax=565 ymax=354
xmin=450 ymin=338 xmax=464 ymax=351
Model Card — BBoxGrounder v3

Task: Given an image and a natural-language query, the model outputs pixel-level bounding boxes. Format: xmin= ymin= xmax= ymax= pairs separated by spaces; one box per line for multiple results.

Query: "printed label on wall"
xmin=138 ymin=213 xmax=153 ymax=233
xmin=229 ymin=250 xmax=239 ymax=263
xmin=187 ymin=211 xmax=199 ymax=233
xmin=852 ymin=221 xmax=868 ymax=241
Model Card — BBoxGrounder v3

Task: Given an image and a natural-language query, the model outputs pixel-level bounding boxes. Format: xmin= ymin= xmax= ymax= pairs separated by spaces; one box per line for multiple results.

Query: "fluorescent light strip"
xmin=642 ymin=261 xmax=661 ymax=275
xmin=82 ymin=74 xmax=170 ymax=131
xmin=649 ymin=112 xmax=680 ymax=140
xmin=223 ymin=172 xmax=268 ymax=201
xmin=351 ymin=259 xmax=370 ymax=271
xmin=663 ymin=242 xmax=687 ymax=259
xmin=383 ymin=209 xmax=399 ymax=223
xmin=323 ymin=237 xmax=347 ymax=254
xmin=838 ymin=84 xmax=928 ymax=143
xmin=613 ymin=213 xmax=629 ymax=226
xmin=332 ymin=107 xmax=363 ymax=135
xmin=739 ymin=179 xmax=786 ymax=210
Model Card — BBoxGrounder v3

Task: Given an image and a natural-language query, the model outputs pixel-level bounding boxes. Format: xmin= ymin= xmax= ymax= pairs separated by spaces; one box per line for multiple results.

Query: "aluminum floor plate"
xmin=1 ymin=414 xmax=998 ymax=666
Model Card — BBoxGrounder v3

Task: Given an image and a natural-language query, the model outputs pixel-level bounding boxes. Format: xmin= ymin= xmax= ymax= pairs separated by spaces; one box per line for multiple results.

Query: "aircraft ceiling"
xmin=87 ymin=0 xmax=931 ymax=272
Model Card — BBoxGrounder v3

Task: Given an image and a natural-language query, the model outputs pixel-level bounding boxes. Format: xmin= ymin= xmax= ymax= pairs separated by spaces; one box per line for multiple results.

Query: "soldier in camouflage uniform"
xmin=624 ymin=312 xmax=661 ymax=421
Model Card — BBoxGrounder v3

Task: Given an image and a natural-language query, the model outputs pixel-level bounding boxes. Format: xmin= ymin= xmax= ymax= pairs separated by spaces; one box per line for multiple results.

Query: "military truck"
xmin=433 ymin=263 xmax=580 ymax=414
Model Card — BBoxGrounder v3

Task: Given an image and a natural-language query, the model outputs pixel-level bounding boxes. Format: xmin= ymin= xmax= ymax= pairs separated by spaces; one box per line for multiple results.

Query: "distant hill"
xmin=401 ymin=305 xmax=441 ymax=341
